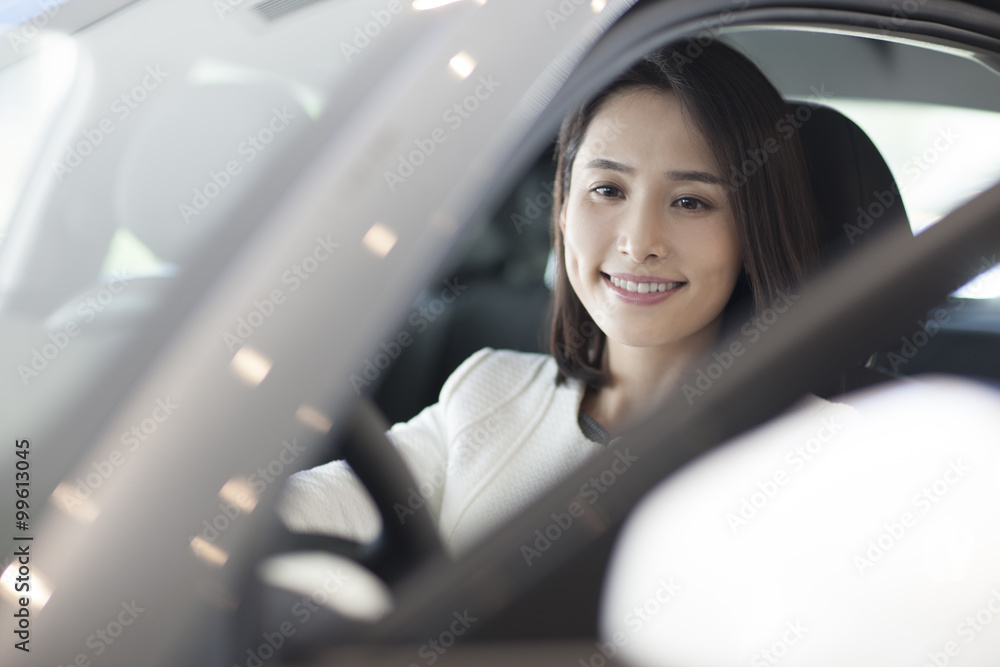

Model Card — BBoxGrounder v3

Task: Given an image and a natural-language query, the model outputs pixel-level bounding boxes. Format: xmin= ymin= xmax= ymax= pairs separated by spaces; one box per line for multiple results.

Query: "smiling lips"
xmin=603 ymin=272 xmax=686 ymax=304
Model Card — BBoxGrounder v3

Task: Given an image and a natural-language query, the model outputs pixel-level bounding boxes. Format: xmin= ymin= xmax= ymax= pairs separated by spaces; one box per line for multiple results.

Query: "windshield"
xmin=0 ymin=0 xmax=440 ymax=445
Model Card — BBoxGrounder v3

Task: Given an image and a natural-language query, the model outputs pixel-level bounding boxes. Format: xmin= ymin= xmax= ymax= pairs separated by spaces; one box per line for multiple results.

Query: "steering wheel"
xmin=278 ymin=396 xmax=446 ymax=584
xmin=224 ymin=397 xmax=447 ymax=663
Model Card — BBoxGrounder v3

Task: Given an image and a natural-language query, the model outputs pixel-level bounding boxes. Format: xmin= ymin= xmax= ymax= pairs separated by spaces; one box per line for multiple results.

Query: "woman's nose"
xmin=618 ymin=196 xmax=668 ymax=261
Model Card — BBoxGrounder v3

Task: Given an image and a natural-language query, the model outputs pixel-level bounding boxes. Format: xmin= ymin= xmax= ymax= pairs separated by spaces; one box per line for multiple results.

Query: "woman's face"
xmin=560 ymin=88 xmax=742 ymax=352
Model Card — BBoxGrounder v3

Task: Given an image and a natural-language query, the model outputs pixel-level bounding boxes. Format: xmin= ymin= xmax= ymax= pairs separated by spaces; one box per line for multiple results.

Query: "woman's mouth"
xmin=602 ymin=272 xmax=686 ymax=304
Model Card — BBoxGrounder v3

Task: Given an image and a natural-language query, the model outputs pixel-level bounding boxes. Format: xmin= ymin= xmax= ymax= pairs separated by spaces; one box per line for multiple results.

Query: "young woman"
xmin=280 ymin=40 xmax=821 ymax=554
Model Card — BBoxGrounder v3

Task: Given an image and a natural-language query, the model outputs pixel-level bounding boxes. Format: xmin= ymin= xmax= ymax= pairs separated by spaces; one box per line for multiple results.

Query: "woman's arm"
xmin=277 ymin=348 xmax=495 ymax=541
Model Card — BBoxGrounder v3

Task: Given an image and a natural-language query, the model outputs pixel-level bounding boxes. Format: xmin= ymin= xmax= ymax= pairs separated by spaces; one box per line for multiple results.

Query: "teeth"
xmin=609 ymin=276 xmax=682 ymax=293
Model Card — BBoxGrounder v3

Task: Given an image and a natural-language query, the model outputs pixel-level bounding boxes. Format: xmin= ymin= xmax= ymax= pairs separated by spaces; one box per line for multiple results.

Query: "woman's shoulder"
xmin=439 ymin=347 xmax=558 ymax=406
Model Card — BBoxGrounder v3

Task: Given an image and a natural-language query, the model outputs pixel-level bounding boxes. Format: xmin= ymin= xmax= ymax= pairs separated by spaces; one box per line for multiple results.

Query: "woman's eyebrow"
xmin=666 ymin=169 xmax=725 ymax=186
xmin=584 ymin=160 xmax=723 ymax=187
xmin=584 ymin=158 xmax=633 ymax=174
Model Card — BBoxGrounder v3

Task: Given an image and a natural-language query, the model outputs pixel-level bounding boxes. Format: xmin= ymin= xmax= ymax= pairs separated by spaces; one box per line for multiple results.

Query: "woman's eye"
xmin=592 ymin=185 xmax=623 ymax=198
xmin=675 ymin=196 xmax=709 ymax=210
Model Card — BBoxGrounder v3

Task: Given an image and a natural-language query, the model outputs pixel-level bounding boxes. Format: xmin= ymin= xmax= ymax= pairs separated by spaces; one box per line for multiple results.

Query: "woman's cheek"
xmin=563 ymin=208 xmax=595 ymax=268
xmin=562 ymin=222 xmax=587 ymax=292
xmin=696 ymin=215 xmax=740 ymax=273
xmin=563 ymin=241 xmax=580 ymax=280
xmin=569 ymin=206 xmax=612 ymax=259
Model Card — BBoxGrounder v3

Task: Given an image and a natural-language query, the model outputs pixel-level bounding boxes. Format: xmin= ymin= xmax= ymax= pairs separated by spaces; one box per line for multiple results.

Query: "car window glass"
xmin=818 ymin=100 xmax=1000 ymax=298
xmin=0 ymin=0 xmax=424 ymax=447
xmin=726 ymin=29 xmax=1000 ymax=298
xmin=0 ymin=36 xmax=75 ymax=243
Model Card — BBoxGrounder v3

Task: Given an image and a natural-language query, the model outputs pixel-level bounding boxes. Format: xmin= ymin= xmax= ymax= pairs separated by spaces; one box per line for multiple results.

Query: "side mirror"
xmin=601 ymin=376 xmax=1000 ymax=667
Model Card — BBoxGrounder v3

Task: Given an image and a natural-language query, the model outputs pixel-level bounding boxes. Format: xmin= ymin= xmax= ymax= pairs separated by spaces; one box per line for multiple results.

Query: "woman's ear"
xmin=559 ymin=200 xmax=567 ymax=234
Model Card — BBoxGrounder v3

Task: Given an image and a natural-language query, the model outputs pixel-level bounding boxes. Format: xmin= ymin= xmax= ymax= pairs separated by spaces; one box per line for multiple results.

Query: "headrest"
xmin=792 ymin=102 xmax=913 ymax=265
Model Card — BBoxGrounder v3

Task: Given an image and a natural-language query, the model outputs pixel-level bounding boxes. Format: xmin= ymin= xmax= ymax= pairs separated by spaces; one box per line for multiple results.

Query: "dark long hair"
xmin=550 ymin=41 xmax=821 ymax=389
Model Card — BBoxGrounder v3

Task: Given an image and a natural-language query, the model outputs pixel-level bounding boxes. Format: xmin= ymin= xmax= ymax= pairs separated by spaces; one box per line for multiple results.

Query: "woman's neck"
xmin=583 ymin=319 xmax=722 ymax=435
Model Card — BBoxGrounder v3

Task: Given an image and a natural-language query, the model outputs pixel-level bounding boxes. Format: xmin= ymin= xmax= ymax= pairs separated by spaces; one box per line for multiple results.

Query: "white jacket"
xmin=279 ymin=347 xmax=850 ymax=555
xmin=279 ymin=347 xmax=603 ymax=554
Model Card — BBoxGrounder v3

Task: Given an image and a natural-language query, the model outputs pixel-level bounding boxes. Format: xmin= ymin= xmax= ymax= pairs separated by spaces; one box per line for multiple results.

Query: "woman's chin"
xmin=604 ymin=331 xmax=679 ymax=350
xmin=603 ymin=323 xmax=718 ymax=352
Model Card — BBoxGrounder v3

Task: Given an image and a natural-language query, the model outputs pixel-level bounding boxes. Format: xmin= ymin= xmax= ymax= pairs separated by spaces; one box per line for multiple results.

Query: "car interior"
xmin=368 ymin=27 xmax=999 ymax=430
xmin=283 ymin=19 xmax=1000 ymax=653
xmin=4 ymin=2 xmax=1000 ymax=665
xmin=371 ymin=98 xmax=914 ymax=430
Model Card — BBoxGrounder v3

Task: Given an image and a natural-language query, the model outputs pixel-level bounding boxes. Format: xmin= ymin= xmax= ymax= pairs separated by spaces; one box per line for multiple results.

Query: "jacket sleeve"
xmin=277 ymin=348 xmax=495 ymax=541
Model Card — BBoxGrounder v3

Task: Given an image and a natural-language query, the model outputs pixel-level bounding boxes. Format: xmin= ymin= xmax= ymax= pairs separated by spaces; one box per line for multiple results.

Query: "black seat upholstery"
xmin=794 ymin=102 xmax=912 ymax=264
xmin=372 ymin=157 xmax=555 ymax=424
xmin=793 ymin=102 xmax=915 ymax=397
